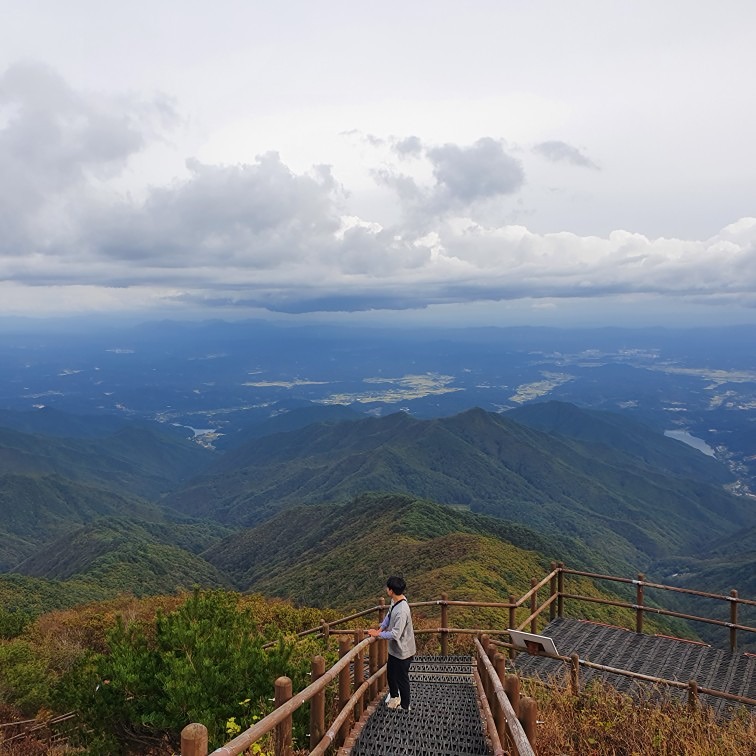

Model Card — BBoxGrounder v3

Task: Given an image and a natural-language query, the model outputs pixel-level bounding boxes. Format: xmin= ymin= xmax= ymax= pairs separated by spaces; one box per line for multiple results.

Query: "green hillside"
xmin=203 ymin=493 xmax=596 ymax=607
xmin=651 ymin=523 xmax=756 ymax=640
xmin=0 ymin=407 xmax=130 ymax=439
xmin=215 ymin=403 xmax=364 ymax=450
xmin=0 ymin=424 xmax=214 ymax=499
xmin=0 ymin=403 xmax=750 ymax=641
xmin=0 ymin=473 xmax=163 ymax=570
xmin=506 ymin=400 xmax=732 ymax=484
xmin=203 ymin=493 xmax=690 ymax=636
xmin=0 ymin=573 xmax=113 ymax=637
xmin=14 ymin=517 xmax=232 ymax=594
xmin=166 ymin=407 xmax=754 ymax=569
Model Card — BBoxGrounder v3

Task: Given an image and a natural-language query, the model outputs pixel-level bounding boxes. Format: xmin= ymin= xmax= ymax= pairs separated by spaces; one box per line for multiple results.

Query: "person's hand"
xmin=367 ymin=628 xmax=380 ymax=637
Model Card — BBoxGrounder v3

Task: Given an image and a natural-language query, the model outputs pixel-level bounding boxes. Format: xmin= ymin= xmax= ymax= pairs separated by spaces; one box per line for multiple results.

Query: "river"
xmin=664 ymin=430 xmax=716 ymax=457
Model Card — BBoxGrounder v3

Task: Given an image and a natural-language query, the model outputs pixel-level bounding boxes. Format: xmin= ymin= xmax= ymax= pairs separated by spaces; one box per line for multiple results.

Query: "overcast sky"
xmin=1 ymin=1 xmax=755 ymax=327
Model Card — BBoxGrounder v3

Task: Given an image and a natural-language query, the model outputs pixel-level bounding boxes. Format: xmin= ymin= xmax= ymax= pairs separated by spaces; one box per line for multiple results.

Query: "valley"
xmin=0 ymin=320 xmax=754 ymax=647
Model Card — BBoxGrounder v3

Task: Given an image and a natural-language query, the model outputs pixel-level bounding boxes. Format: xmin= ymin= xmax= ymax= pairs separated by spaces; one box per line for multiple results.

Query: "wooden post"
xmin=635 ymin=574 xmax=645 ymax=634
xmin=570 ymin=653 xmax=580 ymax=696
xmin=494 ymin=653 xmax=507 ymax=686
xmin=378 ymin=596 xmax=386 ymax=625
xmin=549 ymin=561 xmax=558 ymax=621
xmin=338 ymin=637 xmax=352 ymax=746
xmin=504 ymin=671 xmax=520 ymax=751
xmin=519 ymin=696 xmax=538 ymax=748
xmin=487 ymin=646 xmax=497 ymax=707
xmin=493 ymin=653 xmax=507 ymax=745
xmin=309 ymin=655 xmax=325 ymax=750
xmin=508 ymin=595 xmax=517 ymax=659
xmin=440 ymin=593 xmax=449 ymax=656
xmin=730 ymin=590 xmax=738 ymax=651
xmin=530 ymin=578 xmax=538 ymax=633
xmin=557 ymin=563 xmax=564 ymax=618
xmin=321 ymin=620 xmax=330 ymax=642
xmin=354 ymin=630 xmax=365 ymax=721
xmin=504 ymin=673 xmax=520 ymax=718
xmin=181 ymin=723 xmax=208 ymax=756
xmin=274 ymin=676 xmax=292 ymax=756
xmin=479 ymin=637 xmax=490 ymax=702
xmin=688 ymin=679 xmax=699 ymax=711
xmin=379 ymin=637 xmax=388 ymax=689
xmin=368 ymin=638 xmax=379 ymax=700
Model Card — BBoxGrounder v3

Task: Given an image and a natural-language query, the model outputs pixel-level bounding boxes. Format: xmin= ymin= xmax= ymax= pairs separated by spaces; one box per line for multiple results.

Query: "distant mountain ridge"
xmin=165 ymin=405 xmax=751 ymax=570
xmin=14 ymin=517 xmax=231 ymax=594
xmin=202 ymin=493 xmax=618 ymax=605
xmin=0 ymin=423 xmax=213 ymax=499
xmin=0 ymin=400 xmax=752 ymax=630
xmin=0 ymin=420 xmax=216 ymax=569
xmin=506 ymin=400 xmax=731 ymax=484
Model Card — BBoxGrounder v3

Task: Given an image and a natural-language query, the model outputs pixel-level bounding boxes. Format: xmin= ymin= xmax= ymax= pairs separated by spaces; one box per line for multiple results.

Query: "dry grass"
xmin=523 ymin=678 xmax=756 ymax=756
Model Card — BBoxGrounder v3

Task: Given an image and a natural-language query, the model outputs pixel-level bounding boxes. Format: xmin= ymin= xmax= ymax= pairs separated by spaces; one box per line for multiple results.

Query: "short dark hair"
xmin=386 ymin=575 xmax=406 ymax=594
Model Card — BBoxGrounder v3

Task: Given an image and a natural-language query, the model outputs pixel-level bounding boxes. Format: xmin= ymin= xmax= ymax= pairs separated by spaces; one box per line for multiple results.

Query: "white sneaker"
xmin=386 ymin=696 xmax=401 ymax=710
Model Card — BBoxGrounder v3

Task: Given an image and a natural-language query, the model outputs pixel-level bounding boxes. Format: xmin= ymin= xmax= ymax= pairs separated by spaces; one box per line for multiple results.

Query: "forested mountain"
xmin=0 ymin=420 xmax=217 ymax=570
xmin=0 ymin=474 xmax=161 ymax=570
xmin=0 ymin=423 xmax=214 ymax=499
xmin=0 ymin=401 xmax=752 ymax=626
xmin=14 ymin=517 xmax=232 ymax=594
xmin=506 ymin=400 xmax=732 ymax=484
xmin=164 ymin=406 xmax=753 ymax=571
xmin=203 ymin=493 xmax=610 ymax=606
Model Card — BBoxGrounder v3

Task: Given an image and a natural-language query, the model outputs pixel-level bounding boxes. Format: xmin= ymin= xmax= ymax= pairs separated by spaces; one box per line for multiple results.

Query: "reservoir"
xmin=664 ymin=430 xmax=716 ymax=457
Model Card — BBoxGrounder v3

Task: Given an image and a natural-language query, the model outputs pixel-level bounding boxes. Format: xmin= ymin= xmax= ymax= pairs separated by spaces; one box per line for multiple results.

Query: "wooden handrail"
xmin=475 ymin=638 xmax=536 ymax=756
xmin=488 ymin=639 xmax=756 ymax=709
xmin=473 ymin=667 xmax=505 ymax=756
xmin=208 ymin=637 xmax=374 ymax=755
xmin=560 ymin=592 xmax=756 ymax=634
xmin=308 ymin=667 xmax=385 ymax=756
xmin=561 ymin=568 xmax=756 ymax=607
xmin=186 ymin=566 xmax=754 ymax=755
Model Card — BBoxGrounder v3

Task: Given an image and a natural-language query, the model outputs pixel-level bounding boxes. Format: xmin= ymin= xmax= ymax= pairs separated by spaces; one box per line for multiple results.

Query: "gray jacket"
xmin=379 ymin=598 xmax=416 ymax=659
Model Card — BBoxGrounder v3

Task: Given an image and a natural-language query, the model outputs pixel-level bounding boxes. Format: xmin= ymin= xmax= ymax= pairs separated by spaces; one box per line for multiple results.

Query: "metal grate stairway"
xmin=343 ymin=655 xmax=492 ymax=756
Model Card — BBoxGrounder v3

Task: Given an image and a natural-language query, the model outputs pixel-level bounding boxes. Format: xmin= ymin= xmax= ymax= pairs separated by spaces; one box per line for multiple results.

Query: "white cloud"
xmin=1 ymin=1 xmax=756 ymax=324
xmin=532 ymin=140 xmax=598 ymax=169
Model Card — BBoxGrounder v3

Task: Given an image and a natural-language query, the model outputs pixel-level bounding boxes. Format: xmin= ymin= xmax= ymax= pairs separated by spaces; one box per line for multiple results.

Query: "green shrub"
xmin=0 ymin=639 xmax=50 ymax=714
xmin=56 ymin=589 xmax=311 ymax=753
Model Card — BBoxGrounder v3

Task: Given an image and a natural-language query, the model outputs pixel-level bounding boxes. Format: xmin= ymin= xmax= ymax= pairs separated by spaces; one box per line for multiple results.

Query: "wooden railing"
xmin=182 ymin=630 xmax=537 ymax=756
xmin=182 ymin=564 xmax=755 ymax=756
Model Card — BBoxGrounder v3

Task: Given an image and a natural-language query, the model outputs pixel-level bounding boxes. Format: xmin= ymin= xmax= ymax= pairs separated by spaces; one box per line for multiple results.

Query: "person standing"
xmin=368 ymin=575 xmax=416 ymax=711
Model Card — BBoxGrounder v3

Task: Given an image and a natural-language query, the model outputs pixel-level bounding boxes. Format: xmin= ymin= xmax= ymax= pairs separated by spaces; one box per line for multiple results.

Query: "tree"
xmin=58 ymin=589 xmax=303 ymax=753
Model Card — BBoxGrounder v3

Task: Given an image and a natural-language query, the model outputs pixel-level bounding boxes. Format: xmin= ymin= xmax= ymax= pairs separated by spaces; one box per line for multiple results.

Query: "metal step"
xmin=348 ymin=656 xmax=491 ymax=756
